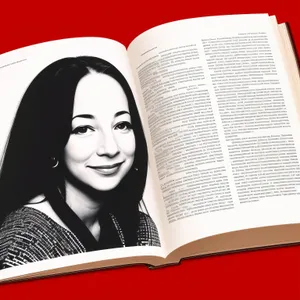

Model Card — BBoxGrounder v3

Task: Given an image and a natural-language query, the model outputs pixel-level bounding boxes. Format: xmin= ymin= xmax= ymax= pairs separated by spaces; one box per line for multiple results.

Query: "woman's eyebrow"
xmin=72 ymin=114 xmax=94 ymax=120
xmin=115 ymin=111 xmax=130 ymax=118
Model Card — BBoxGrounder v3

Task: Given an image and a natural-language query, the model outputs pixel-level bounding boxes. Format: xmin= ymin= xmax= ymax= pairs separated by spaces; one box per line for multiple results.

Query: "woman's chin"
xmin=86 ymin=178 xmax=121 ymax=192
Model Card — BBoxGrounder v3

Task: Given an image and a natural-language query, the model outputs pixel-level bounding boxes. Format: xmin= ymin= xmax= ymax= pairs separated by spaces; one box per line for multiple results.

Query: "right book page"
xmin=127 ymin=14 xmax=300 ymax=255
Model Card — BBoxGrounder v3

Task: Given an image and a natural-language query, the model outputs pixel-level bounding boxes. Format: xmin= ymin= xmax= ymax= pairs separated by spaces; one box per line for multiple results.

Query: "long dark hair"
xmin=0 ymin=56 xmax=148 ymax=248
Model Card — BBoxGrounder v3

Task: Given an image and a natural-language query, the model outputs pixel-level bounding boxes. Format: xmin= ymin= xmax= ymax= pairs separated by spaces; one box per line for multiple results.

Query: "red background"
xmin=0 ymin=0 xmax=300 ymax=299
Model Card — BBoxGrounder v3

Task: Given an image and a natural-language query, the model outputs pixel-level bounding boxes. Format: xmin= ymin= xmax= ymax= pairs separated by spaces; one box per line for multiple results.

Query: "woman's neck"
xmin=64 ymin=181 xmax=104 ymax=240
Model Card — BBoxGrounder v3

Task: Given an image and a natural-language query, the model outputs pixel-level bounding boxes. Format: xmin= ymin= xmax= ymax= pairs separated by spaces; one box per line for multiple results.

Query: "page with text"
xmin=128 ymin=14 xmax=300 ymax=253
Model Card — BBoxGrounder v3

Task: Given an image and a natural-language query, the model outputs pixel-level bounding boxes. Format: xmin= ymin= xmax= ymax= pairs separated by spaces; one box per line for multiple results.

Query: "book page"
xmin=0 ymin=37 xmax=166 ymax=282
xmin=128 ymin=14 xmax=300 ymax=254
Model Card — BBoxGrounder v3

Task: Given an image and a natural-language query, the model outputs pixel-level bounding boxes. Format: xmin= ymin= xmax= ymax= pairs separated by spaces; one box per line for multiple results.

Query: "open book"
xmin=0 ymin=13 xmax=299 ymax=283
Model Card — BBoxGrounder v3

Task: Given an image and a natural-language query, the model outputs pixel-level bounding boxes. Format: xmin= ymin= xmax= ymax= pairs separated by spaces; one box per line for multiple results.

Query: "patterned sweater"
xmin=0 ymin=206 xmax=160 ymax=269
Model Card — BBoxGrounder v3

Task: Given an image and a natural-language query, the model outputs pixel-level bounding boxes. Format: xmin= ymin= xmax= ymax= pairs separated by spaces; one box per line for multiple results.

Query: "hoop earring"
xmin=51 ymin=157 xmax=59 ymax=169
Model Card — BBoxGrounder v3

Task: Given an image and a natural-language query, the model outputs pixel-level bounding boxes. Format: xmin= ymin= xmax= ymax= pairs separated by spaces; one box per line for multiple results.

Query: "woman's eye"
xmin=115 ymin=122 xmax=132 ymax=131
xmin=72 ymin=126 xmax=94 ymax=135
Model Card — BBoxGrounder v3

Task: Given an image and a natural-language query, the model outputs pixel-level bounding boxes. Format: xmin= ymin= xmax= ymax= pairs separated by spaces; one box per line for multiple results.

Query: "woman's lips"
xmin=88 ymin=162 xmax=124 ymax=175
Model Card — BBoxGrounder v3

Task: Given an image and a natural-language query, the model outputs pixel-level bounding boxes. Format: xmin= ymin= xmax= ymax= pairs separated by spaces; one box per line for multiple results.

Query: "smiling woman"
xmin=66 ymin=73 xmax=136 ymax=193
xmin=0 ymin=56 xmax=160 ymax=269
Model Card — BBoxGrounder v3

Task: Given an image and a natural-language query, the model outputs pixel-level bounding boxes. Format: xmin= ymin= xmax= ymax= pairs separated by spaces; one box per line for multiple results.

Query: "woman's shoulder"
xmin=137 ymin=211 xmax=161 ymax=247
xmin=0 ymin=206 xmax=45 ymax=231
xmin=0 ymin=201 xmax=67 ymax=233
xmin=0 ymin=206 xmax=61 ymax=250
xmin=0 ymin=205 xmax=85 ymax=269
xmin=0 ymin=206 xmax=49 ymax=268
xmin=25 ymin=197 xmax=70 ymax=230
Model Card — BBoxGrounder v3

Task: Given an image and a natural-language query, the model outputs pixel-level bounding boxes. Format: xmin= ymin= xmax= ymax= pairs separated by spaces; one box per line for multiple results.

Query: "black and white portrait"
xmin=0 ymin=54 xmax=160 ymax=270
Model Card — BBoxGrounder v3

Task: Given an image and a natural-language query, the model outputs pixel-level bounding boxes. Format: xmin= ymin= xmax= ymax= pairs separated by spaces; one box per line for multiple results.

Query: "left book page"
xmin=0 ymin=37 xmax=166 ymax=283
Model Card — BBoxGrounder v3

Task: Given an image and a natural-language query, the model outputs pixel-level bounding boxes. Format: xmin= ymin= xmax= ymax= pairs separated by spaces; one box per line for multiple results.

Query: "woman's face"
xmin=63 ymin=72 xmax=136 ymax=191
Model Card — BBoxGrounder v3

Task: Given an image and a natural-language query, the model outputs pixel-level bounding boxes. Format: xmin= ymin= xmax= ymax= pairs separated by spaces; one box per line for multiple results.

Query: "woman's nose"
xmin=96 ymin=131 xmax=119 ymax=157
